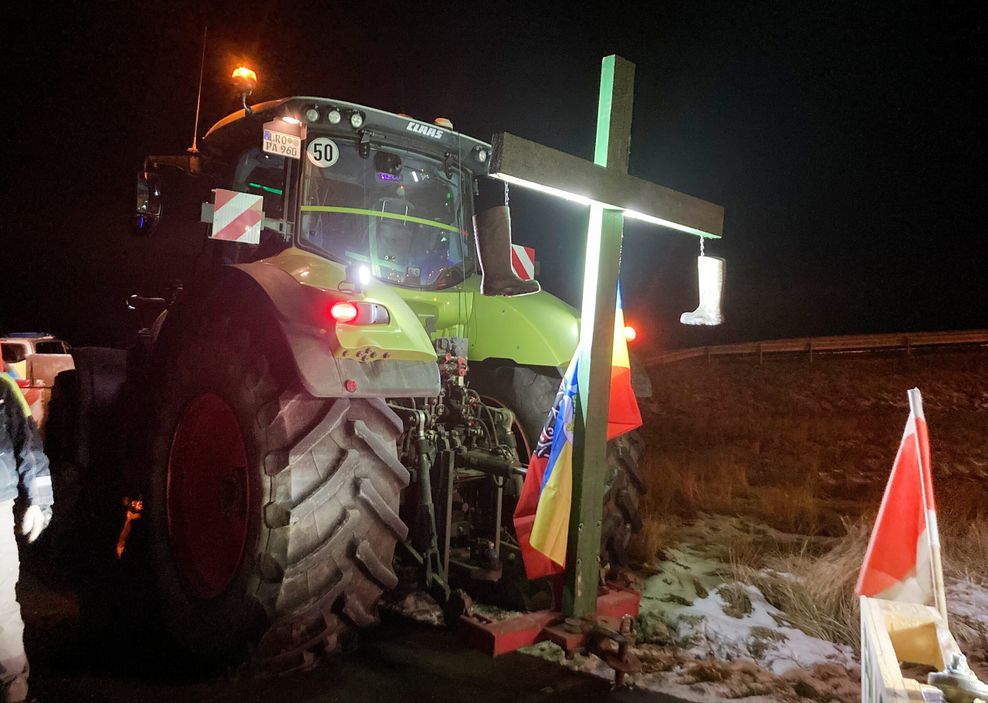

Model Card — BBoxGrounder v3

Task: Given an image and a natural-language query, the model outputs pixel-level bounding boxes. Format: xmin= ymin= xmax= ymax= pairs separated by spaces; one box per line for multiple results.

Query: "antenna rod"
xmin=188 ymin=26 xmax=208 ymax=154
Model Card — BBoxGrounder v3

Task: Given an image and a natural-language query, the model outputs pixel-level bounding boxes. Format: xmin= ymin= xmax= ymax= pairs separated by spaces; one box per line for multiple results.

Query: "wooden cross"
xmin=489 ymin=55 xmax=725 ymax=618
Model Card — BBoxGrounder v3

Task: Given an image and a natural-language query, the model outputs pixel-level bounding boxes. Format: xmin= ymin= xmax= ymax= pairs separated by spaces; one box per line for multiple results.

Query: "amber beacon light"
xmin=231 ymin=66 xmax=257 ymax=92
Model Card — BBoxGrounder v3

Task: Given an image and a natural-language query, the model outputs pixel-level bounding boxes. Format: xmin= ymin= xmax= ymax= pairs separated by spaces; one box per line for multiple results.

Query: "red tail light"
xmin=624 ymin=325 xmax=637 ymax=342
xmin=329 ymin=301 xmax=359 ymax=324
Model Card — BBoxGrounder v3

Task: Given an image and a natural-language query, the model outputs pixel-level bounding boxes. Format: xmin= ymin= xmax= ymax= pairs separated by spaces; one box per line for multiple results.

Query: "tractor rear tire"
xmin=146 ymin=304 xmax=408 ymax=670
xmin=468 ymin=365 xmax=645 ymax=573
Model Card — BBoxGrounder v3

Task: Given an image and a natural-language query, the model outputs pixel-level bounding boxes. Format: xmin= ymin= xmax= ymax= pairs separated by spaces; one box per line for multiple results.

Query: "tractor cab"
xmin=139 ymin=96 xmax=492 ymax=293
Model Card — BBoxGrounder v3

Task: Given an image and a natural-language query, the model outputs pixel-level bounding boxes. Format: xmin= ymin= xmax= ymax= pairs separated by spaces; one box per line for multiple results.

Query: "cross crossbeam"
xmin=491 ymin=132 xmax=724 ymax=238
xmin=488 ymin=55 xmax=727 ymax=618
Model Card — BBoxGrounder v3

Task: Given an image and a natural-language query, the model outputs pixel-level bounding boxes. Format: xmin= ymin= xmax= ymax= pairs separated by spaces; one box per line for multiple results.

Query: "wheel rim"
xmin=167 ymin=393 xmax=251 ymax=599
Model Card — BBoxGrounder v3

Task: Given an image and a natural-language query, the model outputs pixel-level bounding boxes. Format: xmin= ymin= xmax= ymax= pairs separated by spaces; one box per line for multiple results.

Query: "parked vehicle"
xmin=1 ymin=333 xmax=74 ymax=430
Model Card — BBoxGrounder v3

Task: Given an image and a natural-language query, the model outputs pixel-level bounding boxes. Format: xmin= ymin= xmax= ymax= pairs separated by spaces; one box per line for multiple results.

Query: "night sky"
xmin=5 ymin=2 xmax=986 ymax=351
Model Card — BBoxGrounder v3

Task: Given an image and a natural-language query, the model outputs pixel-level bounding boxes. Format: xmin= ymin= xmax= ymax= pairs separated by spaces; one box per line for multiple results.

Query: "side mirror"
xmin=132 ymin=172 xmax=162 ymax=236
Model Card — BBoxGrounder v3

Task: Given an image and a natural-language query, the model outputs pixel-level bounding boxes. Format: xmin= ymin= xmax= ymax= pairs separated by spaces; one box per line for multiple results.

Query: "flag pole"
xmin=908 ymin=388 xmax=948 ymax=624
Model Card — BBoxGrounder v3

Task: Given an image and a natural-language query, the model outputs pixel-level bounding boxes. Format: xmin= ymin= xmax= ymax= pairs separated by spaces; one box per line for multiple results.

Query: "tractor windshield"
xmin=299 ymin=141 xmax=474 ymax=289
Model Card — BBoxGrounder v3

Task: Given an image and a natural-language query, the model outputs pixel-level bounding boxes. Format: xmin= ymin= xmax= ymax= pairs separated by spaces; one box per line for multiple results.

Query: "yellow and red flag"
xmin=605 ymin=287 xmax=642 ymax=439
xmin=856 ymin=389 xmax=941 ymax=606
xmin=513 ymin=287 xmax=642 ymax=579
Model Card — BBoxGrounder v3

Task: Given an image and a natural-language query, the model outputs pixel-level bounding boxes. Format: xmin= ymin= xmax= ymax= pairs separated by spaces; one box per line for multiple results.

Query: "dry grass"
xmin=937 ymin=480 xmax=988 ymax=582
xmin=630 ymin=445 xmax=840 ymax=542
xmin=636 ymin=450 xmax=753 ymax=518
xmin=627 ymin=514 xmax=668 ymax=564
xmin=724 ymin=510 xmax=988 ymax=654
xmin=743 ymin=482 xmax=827 ymax=536
xmin=732 ymin=520 xmax=871 ymax=650
xmin=632 ymin=349 xmax=988 ymax=650
xmin=945 ymin=519 xmax=988 ymax=583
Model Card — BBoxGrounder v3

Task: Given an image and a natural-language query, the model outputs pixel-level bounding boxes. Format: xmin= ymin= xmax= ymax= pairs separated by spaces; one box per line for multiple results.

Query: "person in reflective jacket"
xmin=0 ymin=374 xmax=53 ymax=703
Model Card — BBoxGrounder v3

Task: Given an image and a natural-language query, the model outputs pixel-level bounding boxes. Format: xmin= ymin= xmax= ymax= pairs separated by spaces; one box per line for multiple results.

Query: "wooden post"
xmin=486 ymin=54 xmax=725 ymax=619
xmin=565 ymin=56 xmax=633 ymax=618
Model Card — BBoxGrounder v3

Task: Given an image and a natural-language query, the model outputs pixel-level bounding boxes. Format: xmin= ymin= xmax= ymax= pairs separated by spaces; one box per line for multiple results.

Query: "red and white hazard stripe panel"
xmin=511 ymin=244 xmax=536 ymax=281
xmin=210 ymin=189 xmax=264 ymax=244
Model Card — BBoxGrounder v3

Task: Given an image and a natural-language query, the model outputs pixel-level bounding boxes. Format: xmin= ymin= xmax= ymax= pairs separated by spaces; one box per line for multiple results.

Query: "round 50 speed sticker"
xmin=307 ymin=137 xmax=340 ymax=168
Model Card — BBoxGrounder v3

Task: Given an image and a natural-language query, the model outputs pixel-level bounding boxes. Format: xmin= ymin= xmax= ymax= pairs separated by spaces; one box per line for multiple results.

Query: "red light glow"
xmin=329 ymin=301 xmax=359 ymax=323
xmin=624 ymin=325 xmax=637 ymax=342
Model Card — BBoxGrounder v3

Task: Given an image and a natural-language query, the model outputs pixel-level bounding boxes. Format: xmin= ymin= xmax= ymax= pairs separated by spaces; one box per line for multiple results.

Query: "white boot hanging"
xmin=680 ymin=251 xmax=725 ymax=326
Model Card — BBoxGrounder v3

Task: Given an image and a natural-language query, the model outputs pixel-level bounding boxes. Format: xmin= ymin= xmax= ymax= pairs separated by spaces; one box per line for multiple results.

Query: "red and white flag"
xmin=856 ymin=389 xmax=944 ymax=613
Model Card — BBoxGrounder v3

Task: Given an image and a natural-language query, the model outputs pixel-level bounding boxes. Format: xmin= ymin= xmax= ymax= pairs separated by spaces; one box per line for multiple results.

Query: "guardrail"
xmin=645 ymin=329 xmax=988 ymax=368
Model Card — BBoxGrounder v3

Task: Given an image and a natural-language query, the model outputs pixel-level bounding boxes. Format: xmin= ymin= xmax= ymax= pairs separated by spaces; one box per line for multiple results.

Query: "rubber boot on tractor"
xmin=473 ymin=177 xmax=540 ymax=297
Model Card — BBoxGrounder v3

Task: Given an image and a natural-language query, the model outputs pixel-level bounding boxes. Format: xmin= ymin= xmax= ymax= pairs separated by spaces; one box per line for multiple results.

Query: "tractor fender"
xmin=463 ymin=283 xmax=651 ymax=397
xmin=215 ymin=262 xmax=440 ymax=399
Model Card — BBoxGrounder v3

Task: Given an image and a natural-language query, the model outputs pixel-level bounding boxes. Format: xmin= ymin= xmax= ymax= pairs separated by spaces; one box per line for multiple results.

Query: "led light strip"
xmin=491 ymin=173 xmax=721 ymax=240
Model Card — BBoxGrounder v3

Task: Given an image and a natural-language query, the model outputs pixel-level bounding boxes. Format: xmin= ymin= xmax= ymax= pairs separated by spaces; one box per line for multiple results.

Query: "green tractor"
xmin=49 ymin=84 xmax=649 ymax=669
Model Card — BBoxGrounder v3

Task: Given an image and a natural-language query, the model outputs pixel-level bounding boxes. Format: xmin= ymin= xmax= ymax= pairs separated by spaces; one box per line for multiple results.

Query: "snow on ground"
xmin=947 ymin=579 xmax=988 ymax=627
xmin=946 ymin=579 xmax=988 ymax=681
xmin=385 ymin=514 xmax=988 ymax=701
xmin=636 ymin=514 xmax=857 ymax=675
xmin=561 ymin=514 xmax=988 ymax=701
xmin=516 ymin=514 xmax=863 ymax=702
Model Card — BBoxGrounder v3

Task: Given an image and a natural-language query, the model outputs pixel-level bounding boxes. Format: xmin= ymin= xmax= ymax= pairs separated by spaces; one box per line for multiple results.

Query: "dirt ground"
xmin=16 ymin=565 xmax=684 ymax=703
